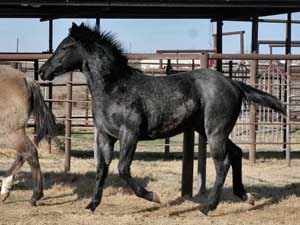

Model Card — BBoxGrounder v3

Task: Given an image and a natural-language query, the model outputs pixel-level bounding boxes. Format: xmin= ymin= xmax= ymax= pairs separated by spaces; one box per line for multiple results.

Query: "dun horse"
xmin=39 ymin=23 xmax=285 ymax=215
xmin=0 ymin=65 xmax=56 ymax=206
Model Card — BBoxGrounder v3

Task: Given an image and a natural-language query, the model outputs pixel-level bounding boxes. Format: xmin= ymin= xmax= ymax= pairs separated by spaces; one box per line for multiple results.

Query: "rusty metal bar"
xmin=65 ymin=72 xmax=73 ymax=172
xmin=286 ymin=64 xmax=291 ymax=166
xmin=259 ymin=40 xmax=300 ymax=45
xmin=156 ymin=49 xmax=215 ymax=54
xmin=197 ymin=52 xmax=208 ymax=195
xmin=258 ymin=18 xmax=300 ymax=24
xmin=240 ymin=32 xmax=245 ymax=54
xmin=2 ymin=52 xmax=300 ymax=61
xmin=212 ymin=30 xmax=245 ymax=36
xmin=249 ymin=16 xmax=258 ymax=165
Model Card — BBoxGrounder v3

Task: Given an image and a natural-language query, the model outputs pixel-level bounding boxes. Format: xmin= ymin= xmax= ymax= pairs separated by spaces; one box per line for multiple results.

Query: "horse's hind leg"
xmin=200 ymin=137 xmax=231 ymax=215
xmin=1 ymin=153 xmax=25 ymax=202
xmin=86 ymin=130 xmax=116 ymax=212
xmin=227 ymin=139 xmax=255 ymax=205
xmin=118 ymin=128 xmax=160 ymax=204
xmin=8 ymin=129 xmax=43 ymax=206
xmin=22 ymin=137 xmax=43 ymax=206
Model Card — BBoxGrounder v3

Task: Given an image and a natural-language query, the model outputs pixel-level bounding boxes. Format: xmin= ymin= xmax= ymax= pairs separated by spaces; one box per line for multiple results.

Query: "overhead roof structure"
xmin=0 ymin=1 xmax=299 ymax=20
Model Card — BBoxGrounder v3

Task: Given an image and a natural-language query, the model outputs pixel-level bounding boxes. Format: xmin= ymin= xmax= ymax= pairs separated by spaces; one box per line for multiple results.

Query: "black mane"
xmin=69 ymin=23 xmax=128 ymax=68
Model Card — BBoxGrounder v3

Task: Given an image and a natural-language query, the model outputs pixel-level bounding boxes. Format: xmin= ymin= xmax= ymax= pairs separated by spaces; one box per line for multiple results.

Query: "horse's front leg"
xmin=1 ymin=153 xmax=25 ymax=202
xmin=118 ymin=127 xmax=160 ymax=203
xmin=86 ymin=130 xmax=116 ymax=212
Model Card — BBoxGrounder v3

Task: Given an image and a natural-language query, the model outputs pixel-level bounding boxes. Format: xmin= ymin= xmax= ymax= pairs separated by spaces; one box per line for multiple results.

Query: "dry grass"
xmin=1 ymin=138 xmax=300 ymax=225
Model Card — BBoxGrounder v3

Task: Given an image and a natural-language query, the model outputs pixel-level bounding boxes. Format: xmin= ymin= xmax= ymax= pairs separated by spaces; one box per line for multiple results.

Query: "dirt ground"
xmin=1 ymin=143 xmax=300 ymax=225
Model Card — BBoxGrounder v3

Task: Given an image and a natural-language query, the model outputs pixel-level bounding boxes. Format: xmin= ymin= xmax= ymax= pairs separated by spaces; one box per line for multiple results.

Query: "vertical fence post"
xmin=197 ymin=52 xmax=208 ymax=194
xmin=47 ymin=18 xmax=54 ymax=154
xmin=65 ymin=72 xmax=73 ymax=172
xmin=216 ymin=19 xmax=223 ymax=72
xmin=182 ymin=128 xmax=194 ymax=197
xmin=249 ymin=16 xmax=258 ymax=165
xmin=286 ymin=64 xmax=291 ymax=166
xmin=164 ymin=59 xmax=172 ymax=155
xmin=249 ymin=60 xmax=257 ymax=165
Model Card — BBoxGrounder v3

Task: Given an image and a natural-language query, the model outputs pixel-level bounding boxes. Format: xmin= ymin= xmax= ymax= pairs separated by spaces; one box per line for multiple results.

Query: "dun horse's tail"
xmin=233 ymin=80 xmax=286 ymax=115
xmin=26 ymin=78 xmax=57 ymax=144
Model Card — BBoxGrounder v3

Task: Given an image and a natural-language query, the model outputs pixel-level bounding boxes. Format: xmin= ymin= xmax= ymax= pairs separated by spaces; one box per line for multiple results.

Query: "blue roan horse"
xmin=39 ymin=23 xmax=285 ymax=215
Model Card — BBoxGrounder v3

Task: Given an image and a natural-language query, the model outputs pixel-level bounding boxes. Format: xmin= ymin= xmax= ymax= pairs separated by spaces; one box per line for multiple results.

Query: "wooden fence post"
xmin=65 ymin=72 xmax=73 ymax=172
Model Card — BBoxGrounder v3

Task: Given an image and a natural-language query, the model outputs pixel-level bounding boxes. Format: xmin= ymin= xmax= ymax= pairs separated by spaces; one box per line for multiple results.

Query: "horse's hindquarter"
xmin=0 ymin=67 xmax=31 ymax=134
xmin=193 ymin=69 xmax=243 ymax=137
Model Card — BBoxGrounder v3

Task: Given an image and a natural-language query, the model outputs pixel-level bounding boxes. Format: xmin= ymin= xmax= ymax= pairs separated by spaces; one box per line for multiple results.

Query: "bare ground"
xmin=1 ymin=143 xmax=300 ymax=225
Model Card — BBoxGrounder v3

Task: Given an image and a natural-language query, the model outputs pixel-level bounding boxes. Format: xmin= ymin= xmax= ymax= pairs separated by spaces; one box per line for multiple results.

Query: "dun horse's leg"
xmin=23 ymin=140 xmax=43 ymax=206
xmin=227 ymin=140 xmax=255 ymax=205
xmin=86 ymin=131 xmax=115 ymax=212
xmin=1 ymin=153 xmax=25 ymax=201
xmin=118 ymin=129 xmax=160 ymax=203
xmin=200 ymin=138 xmax=230 ymax=215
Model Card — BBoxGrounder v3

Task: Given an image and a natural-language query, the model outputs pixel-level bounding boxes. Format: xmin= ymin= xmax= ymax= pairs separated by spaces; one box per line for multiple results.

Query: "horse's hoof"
xmin=246 ymin=193 xmax=255 ymax=206
xmin=30 ymin=198 xmax=37 ymax=207
xmin=85 ymin=201 xmax=99 ymax=212
xmin=152 ymin=192 xmax=161 ymax=204
xmin=1 ymin=192 xmax=10 ymax=202
xmin=199 ymin=206 xmax=209 ymax=216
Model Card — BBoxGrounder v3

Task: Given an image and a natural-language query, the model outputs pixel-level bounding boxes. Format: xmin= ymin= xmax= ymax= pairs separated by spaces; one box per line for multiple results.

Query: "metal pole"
xmin=240 ymin=32 xmax=245 ymax=54
xmin=286 ymin=64 xmax=291 ymax=166
xmin=197 ymin=52 xmax=208 ymax=194
xmin=182 ymin=128 xmax=194 ymax=197
xmin=65 ymin=72 xmax=73 ymax=172
xmin=249 ymin=16 xmax=258 ymax=165
xmin=96 ymin=17 xmax=100 ymax=31
xmin=161 ymin=58 xmax=170 ymax=155
xmin=285 ymin=13 xmax=292 ymax=165
xmin=216 ymin=19 xmax=223 ymax=72
xmin=47 ymin=19 xmax=54 ymax=153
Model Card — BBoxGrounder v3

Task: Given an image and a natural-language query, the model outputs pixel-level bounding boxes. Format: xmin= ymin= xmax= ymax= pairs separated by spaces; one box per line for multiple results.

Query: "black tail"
xmin=26 ymin=78 xmax=57 ymax=144
xmin=233 ymin=80 xmax=286 ymax=115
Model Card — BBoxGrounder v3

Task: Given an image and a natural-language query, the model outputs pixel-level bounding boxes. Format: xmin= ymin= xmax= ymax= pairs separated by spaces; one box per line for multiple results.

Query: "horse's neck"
xmin=82 ymin=60 xmax=117 ymax=99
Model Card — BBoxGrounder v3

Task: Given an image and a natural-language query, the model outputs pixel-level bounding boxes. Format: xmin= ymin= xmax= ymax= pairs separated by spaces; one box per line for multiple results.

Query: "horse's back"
xmin=0 ymin=65 xmax=31 ymax=133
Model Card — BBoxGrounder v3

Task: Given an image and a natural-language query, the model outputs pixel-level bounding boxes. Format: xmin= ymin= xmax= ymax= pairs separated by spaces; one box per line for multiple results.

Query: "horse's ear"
xmin=71 ymin=22 xmax=78 ymax=29
xmin=69 ymin=22 xmax=78 ymax=34
xmin=79 ymin=23 xmax=85 ymax=28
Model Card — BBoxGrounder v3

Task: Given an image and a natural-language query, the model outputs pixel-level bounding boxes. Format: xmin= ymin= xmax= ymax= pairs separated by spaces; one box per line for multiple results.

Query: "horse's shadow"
xmin=0 ymin=170 xmax=153 ymax=205
xmin=133 ymin=182 xmax=300 ymax=216
xmin=2 ymin=169 xmax=300 ymax=215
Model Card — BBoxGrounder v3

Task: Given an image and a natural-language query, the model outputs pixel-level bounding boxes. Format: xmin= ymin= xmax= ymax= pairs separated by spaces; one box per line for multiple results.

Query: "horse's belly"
xmin=145 ymin=105 xmax=196 ymax=139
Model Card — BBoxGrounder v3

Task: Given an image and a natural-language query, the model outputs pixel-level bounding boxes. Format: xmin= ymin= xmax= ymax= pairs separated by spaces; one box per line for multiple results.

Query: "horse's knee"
xmin=208 ymin=140 xmax=227 ymax=161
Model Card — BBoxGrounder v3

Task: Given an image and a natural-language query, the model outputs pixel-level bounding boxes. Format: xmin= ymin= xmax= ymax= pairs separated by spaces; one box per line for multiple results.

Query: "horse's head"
xmin=39 ymin=23 xmax=83 ymax=81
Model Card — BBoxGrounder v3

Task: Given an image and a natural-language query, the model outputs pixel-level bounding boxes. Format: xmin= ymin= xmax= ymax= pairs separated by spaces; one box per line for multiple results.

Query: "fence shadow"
xmin=71 ymin=149 xmax=300 ymax=161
